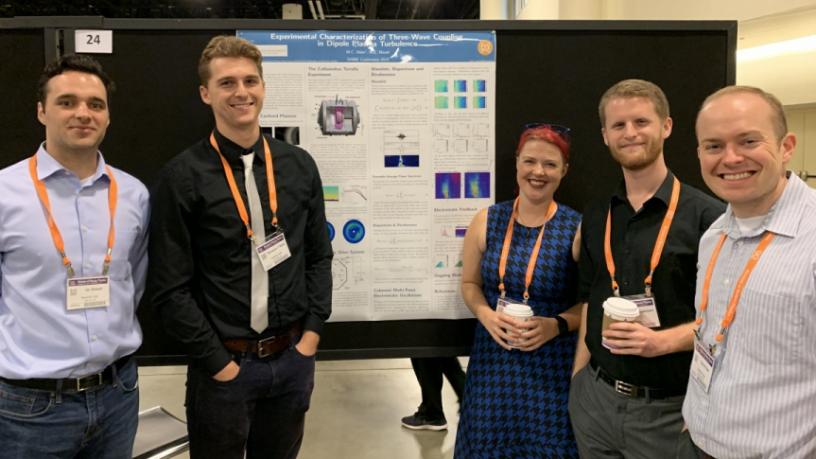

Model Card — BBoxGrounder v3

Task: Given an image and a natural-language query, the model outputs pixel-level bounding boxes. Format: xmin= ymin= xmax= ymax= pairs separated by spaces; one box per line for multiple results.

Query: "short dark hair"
xmin=37 ymin=54 xmax=115 ymax=105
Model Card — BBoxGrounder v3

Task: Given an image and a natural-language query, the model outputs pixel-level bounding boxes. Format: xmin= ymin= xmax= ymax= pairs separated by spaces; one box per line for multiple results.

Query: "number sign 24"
xmin=74 ymin=30 xmax=113 ymax=54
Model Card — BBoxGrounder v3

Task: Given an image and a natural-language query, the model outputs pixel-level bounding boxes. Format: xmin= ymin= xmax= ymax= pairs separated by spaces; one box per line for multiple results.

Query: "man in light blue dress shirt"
xmin=681 ymin=86 xmax=816 ymax=458
xmin=0 ymin=54 xmax=149 ymax=458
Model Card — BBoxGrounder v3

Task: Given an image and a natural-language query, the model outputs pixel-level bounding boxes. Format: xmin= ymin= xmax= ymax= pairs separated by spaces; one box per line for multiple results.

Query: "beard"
xmin=609 ymin=139 xmax=663 ymax=171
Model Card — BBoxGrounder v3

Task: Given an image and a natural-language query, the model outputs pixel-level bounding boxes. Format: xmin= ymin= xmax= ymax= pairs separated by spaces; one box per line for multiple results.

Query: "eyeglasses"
xmin=522 ymin=123 xmax=571 ymax=144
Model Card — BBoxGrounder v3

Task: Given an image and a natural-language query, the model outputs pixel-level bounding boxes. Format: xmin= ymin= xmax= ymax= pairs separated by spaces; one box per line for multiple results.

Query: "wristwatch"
xmin=554 ymin=315 xmax=569 ymax=336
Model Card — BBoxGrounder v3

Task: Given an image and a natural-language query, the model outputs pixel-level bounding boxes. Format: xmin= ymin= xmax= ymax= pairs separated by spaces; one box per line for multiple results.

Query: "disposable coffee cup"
xmin=502 ymin=303 xmax=533 ymax=347
xmin=602 ymin=297 xmax=640 ymax=330
xmin=601 ymin=297 xmax=639 ymax=349
xmin=503 ymin=303 xmax=533 ymax=320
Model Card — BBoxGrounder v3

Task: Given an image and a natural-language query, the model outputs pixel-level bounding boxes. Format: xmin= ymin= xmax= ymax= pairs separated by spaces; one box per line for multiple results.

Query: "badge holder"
xmin=496 ymin=295 xmax=527 ymax=314
xmin=29 ymin=155 xmax=117 ymax=312
xmin=690 ymin=332 xmax=716 ymax=392
xmin=620 ymin=293 xmax=661 ymax=328
xmin=255 ymin=227 xmax=291 ymax=271
xmin=66 ymin=272 xmax=111 ymax=311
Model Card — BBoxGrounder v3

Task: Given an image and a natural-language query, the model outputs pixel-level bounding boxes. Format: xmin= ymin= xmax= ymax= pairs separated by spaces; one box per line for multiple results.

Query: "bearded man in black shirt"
xmin=567 ymin=79 xmax=723 ymax=457
xmin=149 ymin=35 xmax=332 ymax=459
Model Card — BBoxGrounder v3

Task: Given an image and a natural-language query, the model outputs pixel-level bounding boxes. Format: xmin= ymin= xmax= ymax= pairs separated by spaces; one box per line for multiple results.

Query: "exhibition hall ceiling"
xmin=0 ymin=0 xmax=480 ymax=19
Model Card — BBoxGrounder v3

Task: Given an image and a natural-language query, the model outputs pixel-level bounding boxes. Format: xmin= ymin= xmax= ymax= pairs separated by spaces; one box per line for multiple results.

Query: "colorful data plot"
xmin=384 ymin=155 xmax=420 ymax=167
xmin=434 ymin=80 xmax=449 ymax=93
xmin=473 ymin=96 xmax=486 ymax=109
xmin=454 ymin=80 xmax=467 ymax=92
xmin=464 ymin=172 xmax=490 ymax=198
xmin=342 ymin=219 xmax=366 ymax=244
xmin=435 ymin=96 xmax=449 ymax=109
xmin=454 ymin=96 xmax=467 ymax=109
xmin=435 ymin=173 xmax=461 ymax=199
xmin=323 ymin=185 xmax=340 ymax=201
xmin=473 ymin=79 xmax=486 ymax=92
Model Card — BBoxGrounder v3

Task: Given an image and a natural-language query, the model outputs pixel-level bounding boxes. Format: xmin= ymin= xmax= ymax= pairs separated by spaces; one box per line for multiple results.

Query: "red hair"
xmin=515 ymin=125 xmax=570 ymax=163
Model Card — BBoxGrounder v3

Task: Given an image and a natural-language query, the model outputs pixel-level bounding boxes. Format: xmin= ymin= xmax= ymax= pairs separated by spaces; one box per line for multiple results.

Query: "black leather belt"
xmin=590 ymin=360 xmax=685 ymax=399
xmin=0 ymin=355 xmax=132 ymax=393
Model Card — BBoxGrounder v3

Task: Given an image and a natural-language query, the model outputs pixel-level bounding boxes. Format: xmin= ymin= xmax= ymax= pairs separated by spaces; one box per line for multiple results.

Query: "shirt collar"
xmin=716 ymin=171 xmax=804 ymax=239
xmin=611 ymin=170 xmax=675 ymax=207
xmin=35 ymin=142 xmax=109 ymax=183
xmin=213 ymin=129 xmax=264 ymax=165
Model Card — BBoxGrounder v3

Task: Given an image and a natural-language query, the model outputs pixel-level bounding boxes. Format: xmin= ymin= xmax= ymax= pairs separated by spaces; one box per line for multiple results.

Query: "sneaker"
xmin=401 ymin=411 xmax=448 ymax=431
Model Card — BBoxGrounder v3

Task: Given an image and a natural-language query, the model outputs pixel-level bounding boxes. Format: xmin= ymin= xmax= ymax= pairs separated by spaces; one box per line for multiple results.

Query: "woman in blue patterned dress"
xmin=455 ymin=124 xmax=582 ymax=458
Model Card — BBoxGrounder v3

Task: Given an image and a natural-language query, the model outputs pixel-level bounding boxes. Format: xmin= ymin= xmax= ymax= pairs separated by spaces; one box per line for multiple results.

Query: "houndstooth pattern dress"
xmin=455 ymin=200 xmax=581 ymax=459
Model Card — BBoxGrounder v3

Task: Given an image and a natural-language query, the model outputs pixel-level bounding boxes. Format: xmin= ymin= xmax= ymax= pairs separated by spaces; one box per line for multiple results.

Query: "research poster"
xmin=240 ymin=30 xmax=496 ymax=320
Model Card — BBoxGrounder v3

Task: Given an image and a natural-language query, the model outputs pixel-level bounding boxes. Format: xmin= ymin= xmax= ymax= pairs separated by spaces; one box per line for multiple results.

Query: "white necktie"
xmin=242 ymin=153 xmax=268 ymax=333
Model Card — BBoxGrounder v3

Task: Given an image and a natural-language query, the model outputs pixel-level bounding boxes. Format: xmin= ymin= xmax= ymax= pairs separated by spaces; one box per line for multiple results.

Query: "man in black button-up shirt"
xmin=567 ymin=79 xmax=723 ymax=457
xmin=148 ymin=36 xmax=332 ymax=459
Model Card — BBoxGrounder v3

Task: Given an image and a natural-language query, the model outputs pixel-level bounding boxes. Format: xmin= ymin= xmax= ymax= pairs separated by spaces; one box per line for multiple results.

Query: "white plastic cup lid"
xmin=503 ymin=303 xmax=533 ymax=318
xmin=602 ymin=297 xmax=640 ymax=320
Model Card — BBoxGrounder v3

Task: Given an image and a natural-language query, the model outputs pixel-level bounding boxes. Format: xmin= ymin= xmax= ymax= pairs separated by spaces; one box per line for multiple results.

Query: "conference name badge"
xmin=66 ymin=276 xmax=111 ymax=310
xmin=255 ymin=230 xmax=291 ymax=271
xmin=622 ymin=294 xmax=661 ymax=328
xmin=495 ymin=296 xmax=526 ymax=314
xmin=690 ymin=336 xmax=715 ymax=392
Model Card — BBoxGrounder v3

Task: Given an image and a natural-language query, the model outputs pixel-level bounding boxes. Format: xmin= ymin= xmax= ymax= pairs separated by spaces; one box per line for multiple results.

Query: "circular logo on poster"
xmin=477 ymin=40 xmax=494 ymax=56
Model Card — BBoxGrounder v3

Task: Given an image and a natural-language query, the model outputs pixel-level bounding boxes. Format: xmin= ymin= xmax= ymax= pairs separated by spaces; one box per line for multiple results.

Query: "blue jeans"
xmin=0 ymin=358 xmax=139 ymax=459
xmin=185 ymin=345 xmax=316 ymax=459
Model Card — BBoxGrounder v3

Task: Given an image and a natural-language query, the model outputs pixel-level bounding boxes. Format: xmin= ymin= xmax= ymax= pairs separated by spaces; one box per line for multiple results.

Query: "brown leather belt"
xmin=223 ymin=322 xmax=303 ymax=358
xmin=0 ymin=355 xmax=132 ymax=393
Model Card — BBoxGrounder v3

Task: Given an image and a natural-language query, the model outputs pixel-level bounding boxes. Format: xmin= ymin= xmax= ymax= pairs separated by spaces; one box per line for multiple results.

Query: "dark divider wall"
xmin=0 ymin=19 xmax=735 ymax=364
xmin=0 ymin=28 xmax=47 ymax=159
xmin=495 ymin=29 xmax=733 ymax=208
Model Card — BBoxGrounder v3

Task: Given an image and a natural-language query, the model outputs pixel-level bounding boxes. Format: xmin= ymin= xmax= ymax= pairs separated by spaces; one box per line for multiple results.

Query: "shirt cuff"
xmin=303 ymin=314 xmax=325 ymax=337
xmin=200 ymin=348 xmax=234 ymax=376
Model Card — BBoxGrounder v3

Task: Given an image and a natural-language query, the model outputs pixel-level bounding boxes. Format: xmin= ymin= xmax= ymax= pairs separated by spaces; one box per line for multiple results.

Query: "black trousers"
xmin=185 ymin=347 xmax=315 ymax=459
xmin=410 ymin=357 xmax=466 ymax=419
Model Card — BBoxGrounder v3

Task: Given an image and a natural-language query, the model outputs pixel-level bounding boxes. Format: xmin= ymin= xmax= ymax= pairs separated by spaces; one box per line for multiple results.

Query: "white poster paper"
xmin=241 ymin=30 xmax=497 ymax=320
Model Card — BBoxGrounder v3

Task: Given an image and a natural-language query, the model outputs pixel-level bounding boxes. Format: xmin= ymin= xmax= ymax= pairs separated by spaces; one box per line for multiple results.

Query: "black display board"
xmin=0 ymin=28 xmax=47 ymax=158
xmin=0 ymin=19 xmax=735 ymax=363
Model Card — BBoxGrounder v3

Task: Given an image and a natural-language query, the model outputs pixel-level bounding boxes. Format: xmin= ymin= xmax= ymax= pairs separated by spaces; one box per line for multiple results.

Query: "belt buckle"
xmin=75 ymin=373 xmax=103 ymax=392
xmin=256 ymin=336 xmax=277 ymax=358
xmin=614 ymin=379 xmax=638 ymax=397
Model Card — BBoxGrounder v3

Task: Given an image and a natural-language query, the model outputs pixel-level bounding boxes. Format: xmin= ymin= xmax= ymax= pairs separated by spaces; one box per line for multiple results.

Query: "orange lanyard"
xmin=604 ymin=177 xmax=680 ymax=297
xmin=28 ymin=155 xmax=118 ymax=277
xmin=497 ymin=197 xmax=558 ymax=303
xmin=210 ymin=132 xmax=279 ymax=239
xmin=696 ymin=231 xmax=775 ymax=344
